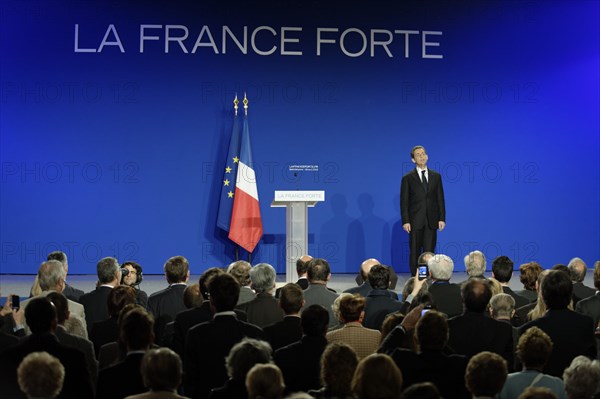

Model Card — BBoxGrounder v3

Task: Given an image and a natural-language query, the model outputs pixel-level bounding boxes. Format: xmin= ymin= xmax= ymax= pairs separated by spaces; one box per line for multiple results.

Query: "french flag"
xmin=228 ymin=114 xmax=263 ymax=252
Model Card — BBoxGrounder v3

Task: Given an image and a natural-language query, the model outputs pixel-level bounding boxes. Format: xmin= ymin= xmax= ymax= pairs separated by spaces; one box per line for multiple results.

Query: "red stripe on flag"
xmin=229 ymin=187 xmax=263 ymax=252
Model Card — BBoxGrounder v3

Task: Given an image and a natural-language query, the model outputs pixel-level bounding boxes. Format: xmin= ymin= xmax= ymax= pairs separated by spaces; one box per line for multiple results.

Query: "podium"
xmin=271 ymin=191 xmax=325 ymax=282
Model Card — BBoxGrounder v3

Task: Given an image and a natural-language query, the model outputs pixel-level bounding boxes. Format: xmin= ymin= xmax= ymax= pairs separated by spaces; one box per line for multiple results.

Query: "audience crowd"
xmin=1 ymin=250 xmax=600 ymax=399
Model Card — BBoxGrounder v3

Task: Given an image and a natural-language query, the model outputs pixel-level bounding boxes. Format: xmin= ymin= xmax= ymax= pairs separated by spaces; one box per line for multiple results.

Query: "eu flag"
xmin=216 ymin=108 xmax=241 ymax=231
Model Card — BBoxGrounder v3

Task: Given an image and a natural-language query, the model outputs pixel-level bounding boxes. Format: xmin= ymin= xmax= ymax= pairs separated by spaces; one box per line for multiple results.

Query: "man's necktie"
xmin=422 ymin=170 xmax=428 ymax=191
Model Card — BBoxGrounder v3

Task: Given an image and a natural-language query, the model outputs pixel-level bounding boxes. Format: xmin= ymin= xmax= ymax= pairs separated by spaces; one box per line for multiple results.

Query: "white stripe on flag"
xmin=236 ymin=161 xmax=259 ymax=201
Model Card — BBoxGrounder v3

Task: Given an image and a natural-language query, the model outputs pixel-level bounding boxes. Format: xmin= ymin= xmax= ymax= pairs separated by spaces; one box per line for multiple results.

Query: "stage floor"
xmin=1 ymin=271 xmax=587 ymax=299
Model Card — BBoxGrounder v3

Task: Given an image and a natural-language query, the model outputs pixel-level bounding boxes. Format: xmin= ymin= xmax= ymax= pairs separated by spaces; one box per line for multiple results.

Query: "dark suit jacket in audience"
xmin=55 ymin=325 xmax=98 ymax=385
xmin=63 ymin=283 xmax=85 ymax=302
xmin=516 ymin=302 xmax=536 ymax=325
xmin=503 ymin=286 xmax=529 ymax=309
xmin=363 ymin=289 xmax=403 ymax=330
xmin=0 ymin=330 xmax=18 ymax=354
xmin=576 ymin=293 xmax=600 ymax=330
xmin=0 ymin=332 xmax=94 ymax=399
xmin=172 ymin=301 xmax=247 ymax=356
xmin=391 ymin=348 xmax=470 ymax=399
xmin=184 ymin=313 xmax=264 ymax=399
xmin=89 ymin=316 xmax=118 ymax=356
xmin=519 ymin=308 xmax=596 ymax=377
xmin=79 ymin=285 xmax=114 ymax=333
xmin=428 ymin=281 xmax=463 ymax=318
xmin=135 ymin=288 xmax=149 ymax=309
xmin=274 ymin=335 xmax=328 ymax=394
xmin=572 ymin=282 xmax=596 ymax=305
xmin=263 ymin=315 xmax=303 ymax=351
xmin=302 ymin=284 xmax=339 ymax=329
xmin=448 ymin=310 xmax=514 ymax=369
xmin=516 ymin=288 xmax=538 ymax=303
xmin=235 ymin=292 xmax=284 ymax=328
xmin=275 ymin=278 xmax=309 ymax=298
xmin=97 ymin=352 xmax=147 ymax=399
xmin=344 ymin=282 xmax=399 ymax=299
xmin=237 ymin=286 xmax=255 ymax=305
xmin=148 ymin=283 xmax=187 ymax=344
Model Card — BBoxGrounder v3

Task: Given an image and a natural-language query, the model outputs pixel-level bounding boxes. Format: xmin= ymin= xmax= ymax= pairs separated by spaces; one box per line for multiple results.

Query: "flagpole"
xmin=243 ymin=92 xmax=251 ymax=265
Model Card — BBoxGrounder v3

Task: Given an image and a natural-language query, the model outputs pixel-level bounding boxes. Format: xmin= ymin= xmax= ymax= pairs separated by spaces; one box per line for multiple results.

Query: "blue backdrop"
xmin=1 ymin=0 xmax=598 ymax=275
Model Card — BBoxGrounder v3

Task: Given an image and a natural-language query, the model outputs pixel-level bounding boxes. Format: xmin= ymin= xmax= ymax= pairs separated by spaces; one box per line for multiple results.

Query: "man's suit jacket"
xmin=148 ymin=284 xmax=188 ymax=344
xmin=391 ymin=349 xmax=470 ymax=399
xmin=575 ymin=292 xmax=600 ymax=329
xmin=516 ymin=288 xmax=538 ymax=303
xmin=183 ymin=314 xmax=264 ymax=399
xmin=235 ymin=292 xmax=284 ymax=328
xmin=344 ymin=282 xmax=398 ymax=300
xmin=302 ymin=283 xmax=339 ymax=328
xmin=172 ymin=301 xmax=247 ymax=355
xmin=448 ymin=311 xmax=514 ymax=368
xmin=363 ymin=290 xmax=404 ymax=330
xmin=80 ymin=285 xmax=114 ymax=333
xmin=89 ymin=316 xmax=118 ymax=355
xmin=516 ymin=302 xmax=536 ymax=325
xmin=0 ymin=330 xmax=18 ymax=354
xmin=237 ymin=286 xmax=255 ymax=305
xmin=97 ymin=352 xmax=147 ymax=399
xmin=400 ymin=168 xmax=445 ymax=230
xmin=326 ymin=322 xmax=381 ymax=359
xmin=519 ymin=309 xmax=596 ymax=377
xmin=503 ymin=286 xmax=529 ymax=309
xmin=263 ymin=315 xmax=303 ymax=351
xmin=63 ymin=283 xmax=85 ymax=302
xmin=0 ymin=332 xmax=94 ymax=399
xmin=428 ymin=281 xmax=463 ymax=318
xmin=274 ymin=335 xmax=328 ymax=394
xmin=275 ymin=278 xmax=309 ymax=298
xmin=572 ymin=282 xmax=596 ymax=305
xmin=55 ymin=325 xmax=98 ymax=385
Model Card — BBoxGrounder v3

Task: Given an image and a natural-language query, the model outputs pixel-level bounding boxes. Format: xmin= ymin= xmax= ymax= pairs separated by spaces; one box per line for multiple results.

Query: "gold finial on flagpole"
xmin=243 ymin=92 xmax=248 ymax=116
xmin=233 ymin=94 xmax=239 ymax=116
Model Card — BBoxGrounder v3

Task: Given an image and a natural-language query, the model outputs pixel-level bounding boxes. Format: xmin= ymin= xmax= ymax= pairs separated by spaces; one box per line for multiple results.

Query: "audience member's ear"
xmin=327 ymin=273 xmax=331 ymax=281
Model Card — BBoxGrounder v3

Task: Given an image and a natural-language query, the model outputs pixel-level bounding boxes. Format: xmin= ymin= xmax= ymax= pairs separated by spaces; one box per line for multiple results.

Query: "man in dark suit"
xmin=96 ymin=307 xmax=153 ymax=399
xmin=0 ymin=297 xmax=94 ymax=399
xmin=79 ymin=256 xmax=121 ymax=334
xmin=400 ymin=145 xmax=446 ymax=275
xmin=576 ymin=261 xmax=600 ymax=330
xmin=363 ymin=265 xmax=403 ymax=330
xmin=391 ymin=311 xmax=469 ymax=399
xmin=447 ymin=279 xmax=514 ymax=369
xmin=274 ymin=304 xmax=329 ymax=394
xmin=47 ymin=292 xmax=98 ymax=386
xmin=491 ymin=255 xmax=529 ymax=310
xmin=427 ymin=254 xmax=463 ymax=318
xmin=148 ymin=255 xmax=189 ymax=345
xmin=345 ymin=258 xmax=399 ymax=299
xmin=236 ymin=263 xmax=284 ymax=328
xmin=172 ymin=267 xmax=249 ymax=356
xmin=568 ymin=257 xmax=596 ymax=305
xmin=184 ymin=273 xmax=264 ymax=399
xmin=302 ymin=258 xmax=339 ymax=329
xmin=89 ymin=285 xmax=137 ymax=355
xmin=264 ymin=283 xmax=304 ymax=351
xmin=47 ymin=251 xmax=85 ymax=302
xmin=519 ymin=270 xmax=596 ymax=377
